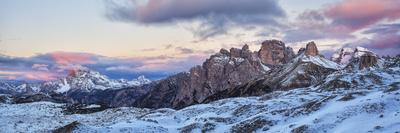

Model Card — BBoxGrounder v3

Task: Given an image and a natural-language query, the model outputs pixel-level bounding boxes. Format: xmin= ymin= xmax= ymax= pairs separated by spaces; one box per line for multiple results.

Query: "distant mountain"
xmin=1 ymin=39 xmax=400 ymax=132
xmin=40 ymin=68 xmax=151 ymax=94
xmin=0 ymin=68 xmax=153 ymax=107
xmin=1 ymin=58 xmax=399 ymax=132
xmin=0 ymin=68 xmax=151 ymax=95
xmin=1 ymin=39 xmax=398 ymax=111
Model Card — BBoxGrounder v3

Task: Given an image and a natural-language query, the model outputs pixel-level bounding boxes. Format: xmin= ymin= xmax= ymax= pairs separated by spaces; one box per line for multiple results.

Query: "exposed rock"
xmin=258 ymin=40 xmax=295 ymax=65
xmin=203 ymin=77 xmax=272 ymax=103
xmin=331 ymin=47 xmax=354 ymax=64
xmin=220 ymin=48 xmax=230 ymax=56
xmin=12 ymin=93 xmax=60 ymax=104
xmin=305 ymin=41 xmax=319 ymax=56
xmin=136 ymin=44 xmax=269 ymax=109
xmin=63 ymin=104 xmax=109 ymax=115
xmin=297 ymin=48 xmax=306 ymax=55
xmin=266 ymin=54 xmax=339 ymax=90
xmin=242 ymin=44 xmax=249 ymax=50
xmin=384 ymin=82 xmax=400 ymax=93
xmin=230 ymin=48 xmax=242 ymax=57
xmin=204 ymin=42 xmax=339 ymax=103
xmin=231 ymin=116 xmax=273 ymax=133
xmin=345 ymin=47 xmax=379 ymax=70
xmin=291 ymin=125 xmax=308 ymax=133
xmin=0 ymin=95 xmax=12 ymax=103
xmin=359 ymin=54 xmax=378 ymax=69
xmin=338 ymin=93 xmax=355 ymax=101
xmin=178 ymin=123 xmax=200 ymax=133
xmin=53 ymin=121 xmax=81 ymax=133
xmin=320 ymin=78 xmax=352 ymax=91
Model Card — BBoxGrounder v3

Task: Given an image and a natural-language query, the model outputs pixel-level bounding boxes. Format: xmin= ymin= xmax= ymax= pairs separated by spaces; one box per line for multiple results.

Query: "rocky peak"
xmin=67 ymin=68 xmax=102 ymax=79
xmin=344 ymin=47 xmax=379 ymax=70
xmin=219 ymin=48 xmax=230 ymax=56
xmin=258 ymin=40 xmax=295 ymax=65
xmin=331 ymin=47 xmax=354 ymax=64
xmin=297 ymin=48 xmax=306 ymax=55
xmin=230 ymin=48 xmax=242 ymax=58
xmin=136 ymin=44 xmax=269 ymax=109
xmin=134 ymin=75 xmax=151 ymax=85
xmin=354 ymin=47 xmax=376 ymax=58
xmin=305 ymin=41 xmax=319 ymax=56
xmin=359 ymin=54 xmax=378 ymax=69
xmin=242 ymin=44 xmax=249 ymax=51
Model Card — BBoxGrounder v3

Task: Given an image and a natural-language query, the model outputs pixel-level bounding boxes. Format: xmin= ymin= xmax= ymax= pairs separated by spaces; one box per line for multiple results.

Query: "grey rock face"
xmin=305 ymin=41 xmax=319 ymax=56
xmin=136 ymin=44 xmax=271 ymax=109
xmin=345 ymin=47 xmax=379 ymax=70
xmin=359 ymin=54 xmax=378 ymax=69
xmin=258 ymin=40 xmax=295 ymax=65
xmin=204 ymin=42 xmax=339 ymax=101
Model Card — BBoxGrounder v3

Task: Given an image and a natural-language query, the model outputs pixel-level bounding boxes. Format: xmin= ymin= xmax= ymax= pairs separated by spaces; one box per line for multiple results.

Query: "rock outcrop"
xmin=305 ymin=41 xmax=319 ymax=56
xmin=345 ymin=47 xmax=379 ymax=70
xmin=359 ymin=54 xmax=378 ymax=69
xmin=136 ymin=42 xmax=283 ymax=109
xmin=258 ymin=40 xmax=295 ymax=65
xmin=204 ymin=42 xmax=339 ymax=101
xmin=331 ymin=47 xmax=354 ymax=64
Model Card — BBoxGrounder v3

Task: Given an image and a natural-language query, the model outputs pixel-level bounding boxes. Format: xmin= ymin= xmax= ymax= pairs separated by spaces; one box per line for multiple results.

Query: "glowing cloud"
xmin=49 ymin=52 xmax=96 ymax=65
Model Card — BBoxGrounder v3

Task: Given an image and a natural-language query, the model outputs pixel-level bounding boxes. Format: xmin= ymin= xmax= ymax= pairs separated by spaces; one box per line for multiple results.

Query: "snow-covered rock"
xmin=331 ymin=47 xmax=354 ymax=64
xmin=331 ymin=47 xmax=380 ymax=69
xmin=1 ymin=67 xmax=399 ymax=132
xmin=40 ymin=68 xmax=151 ymax=94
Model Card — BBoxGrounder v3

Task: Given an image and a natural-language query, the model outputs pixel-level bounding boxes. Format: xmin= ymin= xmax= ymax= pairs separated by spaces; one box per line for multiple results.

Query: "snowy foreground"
xmin=1 ymin=70 xmax=400 ymax=133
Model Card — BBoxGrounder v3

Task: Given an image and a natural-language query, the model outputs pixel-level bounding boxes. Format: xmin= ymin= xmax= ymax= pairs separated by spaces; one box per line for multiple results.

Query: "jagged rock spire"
xmin=258 ymin=40 xmax=295 ymax=65
xmin=305 ymin=41 xmax=319 ymax=56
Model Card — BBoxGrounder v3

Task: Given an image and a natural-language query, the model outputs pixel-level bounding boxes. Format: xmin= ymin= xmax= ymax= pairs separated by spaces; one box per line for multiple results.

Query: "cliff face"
xmin=258 ymin=40 xmax=295 ymax=65
xmin=203 ymin=42 xmax=340 ymax=102
xmin=305 ymin=41 xmax=319 ymax=56
xmin=136 ymin=41 xmax=295 ymax=109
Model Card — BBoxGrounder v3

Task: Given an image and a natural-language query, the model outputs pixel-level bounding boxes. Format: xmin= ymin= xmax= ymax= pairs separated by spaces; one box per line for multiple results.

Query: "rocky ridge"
xmin=135 ymin=40 xmax=296 ymax=109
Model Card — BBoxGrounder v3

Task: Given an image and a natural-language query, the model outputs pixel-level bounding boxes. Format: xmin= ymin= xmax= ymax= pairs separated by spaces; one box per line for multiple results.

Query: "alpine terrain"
xmin=1 ymin=40 xmax=399 ymax=133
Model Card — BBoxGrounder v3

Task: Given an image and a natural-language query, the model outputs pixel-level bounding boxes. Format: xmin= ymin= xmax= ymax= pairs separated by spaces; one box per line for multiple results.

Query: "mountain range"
xmin=1 ymin=39 xmax=399 ymax=132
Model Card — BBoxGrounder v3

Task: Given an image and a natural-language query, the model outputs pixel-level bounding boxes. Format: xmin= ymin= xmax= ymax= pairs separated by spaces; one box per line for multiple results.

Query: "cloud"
xmin=175 ymin=47 xmax=194 ymax=54
xmin=283 ymin=10 xmax=353 ymax=43
xmin=284 ymin=0 xmax=400 ymax=43
xmin=325 ymin=0 xmax=400 ymax=33
xmin=0 ymin=50 xmax=213 ymax=81
xmin=32 ymin=64 xmax=49 ymax=72
xmin=105 ymin=0 xmax=285 ymax=23
xmin=338 ymin=24 xmax=400 ymax=56
xmin=358 ymin=24 xmax=400 ymax=56
xmin=49 ymin=51 xmax=96 ymax=65
xmin=105 ymin=0 xmax=286 ymax=39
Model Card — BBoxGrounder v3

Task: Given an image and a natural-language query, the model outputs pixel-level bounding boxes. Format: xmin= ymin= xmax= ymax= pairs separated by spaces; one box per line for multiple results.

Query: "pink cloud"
xmin=32 ymin=64 xmax=49 ymax=71
xmin=325 ymin=0 xmax=400 ymax=32
xmin=50 ymin=52 xmax=96 ymax=65
xmin=0 ymin=70 xmax=58 ymax=81
xmin=23 ymin=71 xmax=58 ymax=81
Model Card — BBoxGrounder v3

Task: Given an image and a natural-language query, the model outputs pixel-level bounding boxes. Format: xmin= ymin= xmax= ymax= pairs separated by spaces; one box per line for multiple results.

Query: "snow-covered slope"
xmin=1 ymin=64 xmax=399 ymax=133
xmin=0 ymin=68 xmax=151 ymax=95
xmin=331 ymin=47 xmax=354 ymax=64
xmin=331 ymin=47 xmax=378 ymax=65
xmin=264 ymin=53 xmax=340 ymax=90
xmin=45 ymin=68 xmax=149 ymax=93
xmin=301 ymin=54 xmax=340 ymax=70
xmin=0 ymin=81 xmax=41 ymax=94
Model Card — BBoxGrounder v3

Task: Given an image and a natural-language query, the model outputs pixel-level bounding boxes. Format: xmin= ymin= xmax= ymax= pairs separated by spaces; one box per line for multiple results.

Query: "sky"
xmin=0 ymin=0 xmax=399 ymax=81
